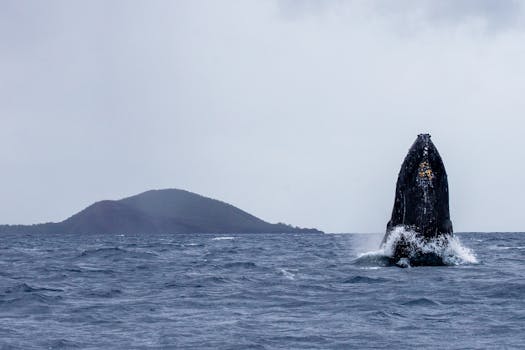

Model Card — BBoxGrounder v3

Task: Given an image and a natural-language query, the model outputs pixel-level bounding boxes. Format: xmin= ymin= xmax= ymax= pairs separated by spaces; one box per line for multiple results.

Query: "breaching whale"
xmin=382 ymin=134 xmax=453 ymax=266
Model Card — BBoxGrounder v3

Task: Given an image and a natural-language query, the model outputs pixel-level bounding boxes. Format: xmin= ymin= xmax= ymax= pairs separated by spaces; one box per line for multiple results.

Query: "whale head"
xmin=386 ymin=134 xmax=453 ymax=241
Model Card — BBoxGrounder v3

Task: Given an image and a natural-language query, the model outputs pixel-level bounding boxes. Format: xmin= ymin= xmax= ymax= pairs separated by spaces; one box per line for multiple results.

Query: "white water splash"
xmin=442 ymin=235 xmax=478 ymax=265
xmin=357 ymin=226 xmax=477 ymax=266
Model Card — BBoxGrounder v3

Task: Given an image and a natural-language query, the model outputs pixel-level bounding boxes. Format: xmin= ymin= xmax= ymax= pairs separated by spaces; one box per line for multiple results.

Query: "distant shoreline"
xmin=0 ymin=188 xmax=322 ymax=235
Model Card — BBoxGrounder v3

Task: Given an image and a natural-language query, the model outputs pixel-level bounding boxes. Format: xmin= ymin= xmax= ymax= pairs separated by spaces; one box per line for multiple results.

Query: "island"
xmin=0 ymin=189 xmax=322 ymax=234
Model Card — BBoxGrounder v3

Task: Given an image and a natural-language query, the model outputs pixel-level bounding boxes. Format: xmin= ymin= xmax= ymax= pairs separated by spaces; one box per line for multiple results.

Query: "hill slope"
xmin=0 ymin=189 xmax=322 ymax=234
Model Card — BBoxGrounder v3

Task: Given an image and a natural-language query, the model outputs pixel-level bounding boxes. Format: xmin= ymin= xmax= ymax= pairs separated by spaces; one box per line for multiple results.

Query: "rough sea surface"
xmin=1 ymin=232 xmax=523 ymax=349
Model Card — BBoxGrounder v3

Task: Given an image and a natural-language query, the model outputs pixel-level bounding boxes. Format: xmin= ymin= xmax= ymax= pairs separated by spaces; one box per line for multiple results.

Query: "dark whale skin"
xmin=382 ymin=134 xmax=453 ymax=264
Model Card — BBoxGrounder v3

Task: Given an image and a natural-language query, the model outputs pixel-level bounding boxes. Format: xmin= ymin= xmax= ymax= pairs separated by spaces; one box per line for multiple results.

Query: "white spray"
xmin=357 ymin=226 xmax=477 ymax=267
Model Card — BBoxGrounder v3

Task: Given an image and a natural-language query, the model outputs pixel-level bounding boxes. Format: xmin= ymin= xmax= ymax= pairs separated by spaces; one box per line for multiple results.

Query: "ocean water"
xmin=1 ymin=232 xmax=524 ymax=349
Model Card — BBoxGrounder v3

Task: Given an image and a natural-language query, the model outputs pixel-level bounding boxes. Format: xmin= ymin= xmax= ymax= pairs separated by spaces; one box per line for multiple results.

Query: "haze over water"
xmin=1 ymin=231 xmax=523 ymax=349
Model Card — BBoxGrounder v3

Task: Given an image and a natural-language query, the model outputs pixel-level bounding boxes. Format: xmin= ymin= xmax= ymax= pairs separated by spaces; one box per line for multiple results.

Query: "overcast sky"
xmin=1 ymin=0 xmax=525 ymax=233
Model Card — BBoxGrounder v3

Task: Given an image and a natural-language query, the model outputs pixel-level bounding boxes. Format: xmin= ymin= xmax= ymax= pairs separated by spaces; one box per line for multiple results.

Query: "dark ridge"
xmin=0 ymin=189 xmax=322 ymax=234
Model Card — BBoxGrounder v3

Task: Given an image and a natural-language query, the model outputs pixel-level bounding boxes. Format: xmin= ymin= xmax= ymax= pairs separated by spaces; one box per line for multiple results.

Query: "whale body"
xmin=382 ymin=134 xmax=453 ymax=266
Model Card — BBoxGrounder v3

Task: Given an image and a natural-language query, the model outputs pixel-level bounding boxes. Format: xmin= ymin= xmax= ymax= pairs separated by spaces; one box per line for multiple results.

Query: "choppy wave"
xmin=343 ymin=276 xmax=389 ymax=284
xmin=355 ymin=226 xmax=477 ymax=267
xmin=1 ymin=283 xmax=64 ymax=311
xmin=78 ymin=247 xmax=157 ymax=260
xmin=401 ymin=297 xmax=441 ymax=307
xmin=212 ymin=236 xmax=235 ymax=241
xmin=278 ymin=268 xmax=296 ymax=280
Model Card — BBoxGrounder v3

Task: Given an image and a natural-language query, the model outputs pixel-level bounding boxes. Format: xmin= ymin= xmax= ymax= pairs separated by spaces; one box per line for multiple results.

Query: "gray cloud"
xmin=1 ymin=1 xmax=525 ymax=232
xmin=416 ymin=0 xmax=521 ymax=24
xmin=281 ymin=0 xmax=524 ymax=31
